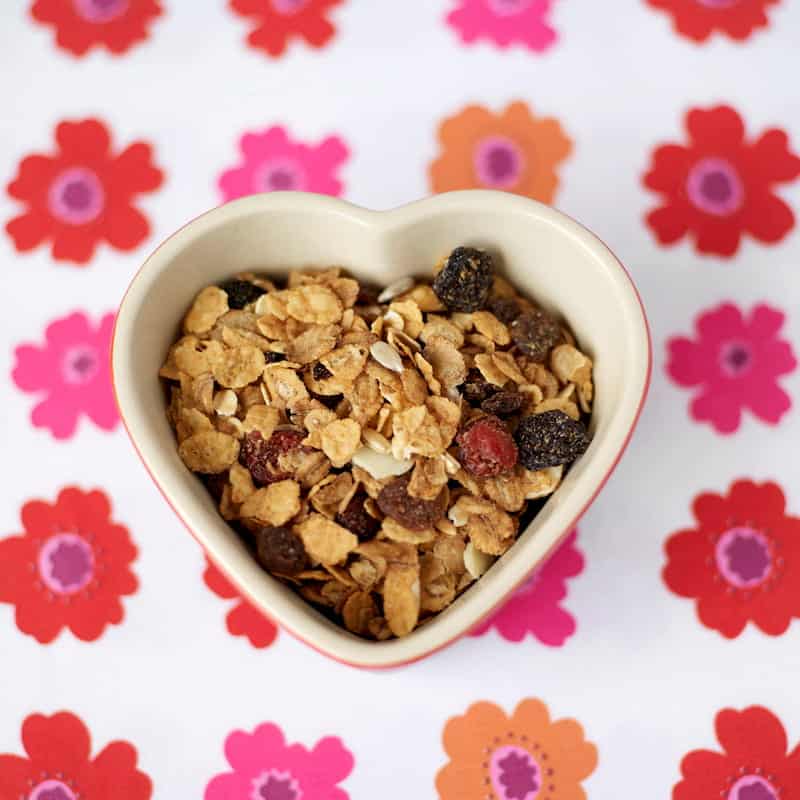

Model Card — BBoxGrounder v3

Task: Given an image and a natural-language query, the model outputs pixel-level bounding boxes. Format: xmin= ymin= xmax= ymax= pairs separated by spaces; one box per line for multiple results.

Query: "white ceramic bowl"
xmin=112 ymin=190 xmax=651 ymax=669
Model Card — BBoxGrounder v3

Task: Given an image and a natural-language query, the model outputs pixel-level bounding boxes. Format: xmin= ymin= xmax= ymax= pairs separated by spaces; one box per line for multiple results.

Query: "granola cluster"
xmin=160 ymin=247 xmax=593 ymax=639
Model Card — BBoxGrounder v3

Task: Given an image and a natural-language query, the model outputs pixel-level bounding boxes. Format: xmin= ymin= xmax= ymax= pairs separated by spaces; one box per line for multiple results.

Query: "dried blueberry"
xmin=486 ymin=295 xmax=522 ymax=325
xmin=515 ymin=411 xmax=590 ymax=471
xmin=510 ymin=309 xmax=564 ymax=362
xmin=481 ymin=391 xmax=526 ymax=417
xmin=255 ymin=526 xmax=307 ymax=575
xmin=218 ymin=279 xmax=266 ymax=310
xmin=432 ymin=246 xmax=493 ymax=312
xmin=460 ymin=368 xmax=498 ymax=406
xmin=239 ymin=429 xmax=307 ymax=485
xmin=457 ymin=414 xmax=518 ymax=478
xmin=377 ymin=475 xmax=448 ymax=530
xmin=335 ymin=491 xmax=380 ymax=541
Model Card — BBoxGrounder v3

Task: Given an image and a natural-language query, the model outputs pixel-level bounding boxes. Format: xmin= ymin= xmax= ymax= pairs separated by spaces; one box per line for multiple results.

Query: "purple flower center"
xmin=29 ymin=780 xmax=77 ymax=800
xmin=37 ymin=534 xmax=95 ymax=595
xmin=255 ymin=159 xmax=307 ymax=193
xmin=490 ymin=745 xmax=540 ymax=800
xmin=48 ymin=167 xmax=105 ymax=226
xmin=474 ymin=136 xmax=525 ymax=189
xmin=73 ymin=0 xmax=129 ymax=23
xmin=715 ymin=526 xmax=772 ymax=590
xmin=251 ymin=770 xmax=302 ymax=800
xmin=62 ymin=345 xmax=101 ymax=385
xmin=686 ymin=157 xmax=744 ymax=217
xmin=728 ymin=775 xmax=778 ymax=800
xmin=487 ymin=0 xmax=535 ymax=15
xmin=719 ymin=340 xmax=754 ymax=378
xmin=271 ymin=0 xmax=310 ymax=14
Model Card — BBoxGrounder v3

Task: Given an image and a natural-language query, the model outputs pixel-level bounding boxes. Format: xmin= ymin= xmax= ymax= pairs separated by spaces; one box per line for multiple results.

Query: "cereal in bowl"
xmin=160 ymin=247 xmax=593 ymax=639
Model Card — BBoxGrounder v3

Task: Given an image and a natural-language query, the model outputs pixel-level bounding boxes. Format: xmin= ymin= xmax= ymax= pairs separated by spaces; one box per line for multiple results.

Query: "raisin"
xmin=486 ymin=295 xmax=522 ymax=325
xmin=432 ymin=246 xmax=493 ymax=312
xmin=456 ymin=414 xmax=518 ymax=478
xmin=264 ymin=352 xmax=286 ymax=364
xmin=255 ymin=526 xmax=307 ymax=575
xmin=203 ymin=472 xmax=228 ymax=502
xmin=377 ymin=475 xmax=448 ymax=530
xmin=239 ymin=429 xmax=307 ymax=485
xmin=218 ymin=279 xmax=266 ymax=310
xmin=515 ymin=411 xmax=590 ymax=471
xmin=309 ymin=390 xmax=343 ymax=410
xmin=356 ymin=281 xmax=381 ymax=306
xmin=461 ymin=368 xmax=498 ymax=406
xmin=313 ymin=362 xmax=333 ymax=381
xmin=335 ymin=491 xmax=380 ymax=541
xmin=481 ymin=391 xmax=526 ymax=417
xmin=510 ymin=309 xmax=564 ymax=362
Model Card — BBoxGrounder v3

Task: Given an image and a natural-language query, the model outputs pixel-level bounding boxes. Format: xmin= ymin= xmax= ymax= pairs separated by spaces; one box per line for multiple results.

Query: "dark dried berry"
xmin=264 ymin=352 xmax=286 ymax=364
xmin=203 ymin=472 xmax=228 ymax=502
xmin=486 ymin=295 xmax=522 ymax=325
xmin=335 ymin=491 xmax=380 ymax=541
xmin=377 ymin=475 xmax=448 ymax=530
xmin=432 ymin=246 xmax=494 ymax=312
xmin=218 ymin=279 xmax=266 ymax=310
xmin=515 ymin=411 xmax=590 ymax=471
xmin=460 ymin=368 xmax=498 ymax=406
xmin=255 ymin=526 xmax=307 ymax=575
xmin=239 ymin=429 xmax=307 ymax=485
xmin=510 ymin=309 xmax=564 ymax=362
xmin=456 ymin=414 xmax=518 ymax=478
xmin=308 ymin=390 xmax=343 ymax=410
xmin=482 ymin=391 xmax=526 ymax=417
xmin=312 ymin=362 xmax=333 ymax=381
xmin=356 ymin=281 xmax=381 ymax=306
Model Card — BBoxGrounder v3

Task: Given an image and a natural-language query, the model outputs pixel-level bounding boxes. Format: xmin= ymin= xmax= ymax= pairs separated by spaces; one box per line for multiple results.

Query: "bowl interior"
xmin=113 ymin=191 xmax=649 ymax=668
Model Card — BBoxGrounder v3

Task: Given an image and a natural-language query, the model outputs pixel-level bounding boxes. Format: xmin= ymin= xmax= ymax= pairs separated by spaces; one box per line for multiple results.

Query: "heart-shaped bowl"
xmin=113 ymin=190 xmax=650 ymax=668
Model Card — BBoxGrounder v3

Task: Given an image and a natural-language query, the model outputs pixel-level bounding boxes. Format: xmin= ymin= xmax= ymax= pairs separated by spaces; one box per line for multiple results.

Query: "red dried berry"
xmin=335 ymin=491 xmax=380 ymax=541
xmin=239 ymin=429 xmax=307 ymax=485
xmin=255 ymin=526 xmax=307 ymax=575
xmin=377 ymin=475 xmax=448 ymax=530
xmin=457 ymin=414 xmax=518 ymax=478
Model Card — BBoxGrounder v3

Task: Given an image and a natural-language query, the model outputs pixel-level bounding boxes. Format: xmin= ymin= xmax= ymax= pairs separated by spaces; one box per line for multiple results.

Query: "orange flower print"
xmin=429 ymin=102 xmax=572 ymax=203
xmin=436 ymin=698 xmax=597 ymax=800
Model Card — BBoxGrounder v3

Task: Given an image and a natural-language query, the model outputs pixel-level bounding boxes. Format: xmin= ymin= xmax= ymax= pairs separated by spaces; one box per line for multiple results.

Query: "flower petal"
xmin=308 ymin=736 xmax=355 ymax=784
xmin=104 ymin=204 xmax=151 ymax=251
xmin=643 ymin=144 xmax=692 ymax=193
xmin=742 ymin=192 xmax=795 ymax=244
xmin=90 ymin=741 xmax=152 ymax=798
xmin=12 ymin=344 xmax=56 ymax=393
xmin=666 ymin=337 xmax=706 ymax=387
xmin=442 ymin=701 xmax=509 ymax=762
xmin=6 ymin=211 xmax=52 ymax=252
xmin=716 ymin=706 xmax=788 ymax=763
xmin=56 ymin=119 xmax=111 ymax=161
xmin=746 ymin=128 xmax=800 ymax=183
xmin=690 ymin=388 xmax=742 ymax=434
xmin=744 ymin=381 xmax=791 ymax=425
xmin=225 ymin=601 xmax=278 ymax=648
xmin=696 ymin=591 xmax=748 ymax=638
xmin=7 ymin=154 xmax=59 ymax=202
xmin=645 ymin=204 xmax=689 ymax=245
xmin=693 ymin=217 xmax=742 ymax=257
xmin=663 ymin=529 xmax=717 ymax=597
xmin=31 ymin=392 xmax=81 ymax=439
xmin=109 ymin=142 xmax=164 ymax=195
xmin=686 ymin=106 xmax=745 ymax=152
xmin=22 ymin=712 xmax=92 ymax=765
xmin=51 ymin=225 xmax=99 ymax=264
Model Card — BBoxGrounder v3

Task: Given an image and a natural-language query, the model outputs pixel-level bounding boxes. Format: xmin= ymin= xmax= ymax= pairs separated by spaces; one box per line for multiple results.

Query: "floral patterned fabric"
xmin=1 ymin=3 xmax=799 ymax=797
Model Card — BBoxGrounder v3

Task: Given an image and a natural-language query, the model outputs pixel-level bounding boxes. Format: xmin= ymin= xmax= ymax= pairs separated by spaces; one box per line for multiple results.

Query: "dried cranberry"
xmin=457 ymin=414 xmax=518 ymax=478
xmin=335 ymin=491 xmax=380 ymax=541
xmin=255 ymin=526 xmax=307 ymax=574
xmin=432 ymin=246 xmax=493 ymax=312
xmin=377 ymin=476 xmax=447 ymax=530
xmin=515 ymin=411 xmax=590 ymax=471
xmin=460 ymin=368 xmax=498 ymax=406
xmin=481 ymin=391 xmax=526 ymax=417
xmin=510 ymin=309 xmax=564 ymax=362
xmin=218 ymin=279 xmax=265 ymax=310
xmin=239 ymin=429 xmax=307 ymax=485
xmin=486 ymin=295 xmax=522 ymax=325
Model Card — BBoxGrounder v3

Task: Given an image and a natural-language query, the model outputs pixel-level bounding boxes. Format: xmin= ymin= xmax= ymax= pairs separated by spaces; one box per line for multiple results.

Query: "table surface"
xmin=1 ymin=2 xmax=799 ymax=798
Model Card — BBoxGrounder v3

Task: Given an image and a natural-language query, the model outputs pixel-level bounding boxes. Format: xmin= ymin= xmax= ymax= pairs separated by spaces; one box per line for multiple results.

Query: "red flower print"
xmin=13 ymin=311 xmax=119 ymax=440
xmin=674 ymin=706 xmax=800 ymax=800
xmin=0 ymin=487 xmax=139 ymax=644
xmin=203 ymin=556 xmax=278 ymax=649
xmin=647 ymin=0 xmax=780 ymax=43
xmin=0 ymin=710 xmax=152 ymax=799
xmin=663 ymin=480 xmax=800 ymax=638
xmin=6 ymin=118 xmax=163 ymax=264
xmin=229 ymin=0 xmax=343 ymax=58
xmin=644 ymin=105 xmax=800 ymax=257
xmin=30 ymin=0 xmax=162 ymax=56
xmin=667 ymin=303 xmax=796 ymax=434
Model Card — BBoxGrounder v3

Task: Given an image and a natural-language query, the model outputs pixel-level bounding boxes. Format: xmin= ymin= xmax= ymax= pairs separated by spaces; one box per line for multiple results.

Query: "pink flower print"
xmin=667 ymin=303 xmax=797 ymax=434
xmin=470 ymin=529 xmax=584 ymax=646
xmin=218 ymin=126 xmax=349 ymax=202
xmin=12 ymin=311 xmax=118 ymax=440
xmin=204 ymin=722 xmax=354 ymax=800
xmin=446 ymin=0 xmax=558 ymax=52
